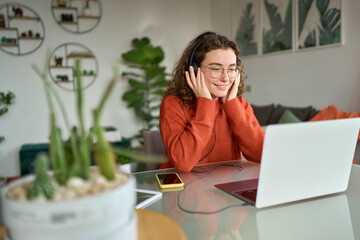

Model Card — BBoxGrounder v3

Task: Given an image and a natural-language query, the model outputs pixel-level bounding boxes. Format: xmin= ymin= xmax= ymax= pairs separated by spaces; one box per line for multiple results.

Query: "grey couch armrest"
xmin=355 ymin=142 xmax=360 ymax=164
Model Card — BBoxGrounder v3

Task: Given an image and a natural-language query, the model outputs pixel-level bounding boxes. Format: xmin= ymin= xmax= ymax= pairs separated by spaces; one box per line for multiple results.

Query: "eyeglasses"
xmin=201 ymin=65 xmax=239 ymax=78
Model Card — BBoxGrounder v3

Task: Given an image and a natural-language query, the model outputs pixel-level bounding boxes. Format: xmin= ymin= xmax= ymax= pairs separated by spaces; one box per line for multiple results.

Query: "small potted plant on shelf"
xmin=1 ymin=54 xmax=144 ymax=240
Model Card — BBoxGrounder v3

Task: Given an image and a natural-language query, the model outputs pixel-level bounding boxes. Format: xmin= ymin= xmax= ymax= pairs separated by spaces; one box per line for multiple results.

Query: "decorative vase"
xmin=1 ymin=171 xmax=137 ymax=240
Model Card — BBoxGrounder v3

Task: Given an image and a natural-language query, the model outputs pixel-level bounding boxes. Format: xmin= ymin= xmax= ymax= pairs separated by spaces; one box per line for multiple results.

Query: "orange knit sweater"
xmin=159 ymin=95 xmax=265 ymax=172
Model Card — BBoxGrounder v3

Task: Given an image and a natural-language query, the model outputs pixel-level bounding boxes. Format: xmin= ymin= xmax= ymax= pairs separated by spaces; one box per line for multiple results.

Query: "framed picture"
xmin=260 ymin=0 xmax=293 ymax=54
xmin=231 ymin=0 xmax=343 ymax=56
xmin=297 ymin=0 xmax=342 ymax=50
xmin=231 ymin=0 xmax=260 ymax=56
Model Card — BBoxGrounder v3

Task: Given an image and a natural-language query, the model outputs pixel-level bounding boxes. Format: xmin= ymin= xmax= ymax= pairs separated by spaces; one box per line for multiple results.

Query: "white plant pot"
xmin=1 ymin=172 xmax=137 ymax=240
xmin=118 ymin=163 xmax=131 ymax=174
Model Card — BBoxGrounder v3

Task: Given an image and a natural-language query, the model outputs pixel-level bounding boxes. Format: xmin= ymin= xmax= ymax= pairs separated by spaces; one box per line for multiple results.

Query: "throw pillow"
xmin=268 ymin=104 xmax=312 ymax=124
xmin=278 ymin=109 xmax=301 ymax=123
xmin=251 ymin=104 xmax=274 ymax=126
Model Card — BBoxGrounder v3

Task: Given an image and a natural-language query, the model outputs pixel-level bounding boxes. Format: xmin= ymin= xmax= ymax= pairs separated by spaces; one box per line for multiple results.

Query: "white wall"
xmin=1 ymin=0 xmax=359 ymax=176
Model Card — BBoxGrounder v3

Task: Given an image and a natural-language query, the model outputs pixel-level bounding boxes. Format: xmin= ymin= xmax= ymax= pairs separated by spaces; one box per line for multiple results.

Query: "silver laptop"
xmin=215 ymin=118 xmax=360 ymax=208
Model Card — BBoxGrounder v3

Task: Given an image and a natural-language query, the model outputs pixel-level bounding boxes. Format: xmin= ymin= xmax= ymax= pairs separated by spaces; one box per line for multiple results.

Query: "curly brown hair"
xmin=165 ymin=31 xmax=247 ymax=107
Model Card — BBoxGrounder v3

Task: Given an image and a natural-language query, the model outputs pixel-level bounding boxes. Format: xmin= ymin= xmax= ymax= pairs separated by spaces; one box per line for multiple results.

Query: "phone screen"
xmin=157 ymin=173 xmax=182 ymax=185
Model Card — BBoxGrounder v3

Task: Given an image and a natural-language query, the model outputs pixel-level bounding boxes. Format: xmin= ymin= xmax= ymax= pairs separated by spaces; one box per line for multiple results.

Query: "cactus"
xmin=27 ymin=154 xmax=55 ymax=200
xmin=30 ymin=51 xmax=163 ymax=196
xmin=92 ymin=73 xmax=119 ymax=180
xmin=31 ymin=53 xmax=120 ymax=186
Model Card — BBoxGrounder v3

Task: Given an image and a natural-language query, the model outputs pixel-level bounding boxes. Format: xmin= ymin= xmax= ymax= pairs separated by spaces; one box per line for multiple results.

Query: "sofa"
xmin=251 ymin=103 xmax=360 ymax=164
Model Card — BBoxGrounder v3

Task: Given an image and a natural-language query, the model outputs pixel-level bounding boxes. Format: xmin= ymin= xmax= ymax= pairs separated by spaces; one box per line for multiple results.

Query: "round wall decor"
xmin=49 ymin=42 xmax=98 ymax=91
xmin=0 ymin=3 xmax=45 ymax=56
xmin=51 ymin=0 xmax=102 ymax=34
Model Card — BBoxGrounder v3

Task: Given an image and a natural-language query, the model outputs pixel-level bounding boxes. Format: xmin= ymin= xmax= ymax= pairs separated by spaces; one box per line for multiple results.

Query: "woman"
xmin=159 ymin=31 xmax=264 ymax=172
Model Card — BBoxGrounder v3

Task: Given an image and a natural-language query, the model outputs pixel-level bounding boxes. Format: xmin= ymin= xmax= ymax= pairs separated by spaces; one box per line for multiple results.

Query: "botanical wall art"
xmin=232 ymin=0 xmax=260 ymax=56
xmin=261 ymin=0 xmax=293 ymax=54
xmin=232 ymin=0 xmax=342 ymax=57
xmin=297 ymin=0 xmax=341 ymax=50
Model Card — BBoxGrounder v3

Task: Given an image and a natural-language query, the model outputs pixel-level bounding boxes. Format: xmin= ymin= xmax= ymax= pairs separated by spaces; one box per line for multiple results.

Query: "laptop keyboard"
xmin=234 ymin=188 xmax=258 ymax=202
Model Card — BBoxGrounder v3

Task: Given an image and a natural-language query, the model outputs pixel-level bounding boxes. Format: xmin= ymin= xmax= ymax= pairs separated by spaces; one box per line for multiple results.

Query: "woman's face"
xmin=200 ymin=48 xmax=238 ymax=101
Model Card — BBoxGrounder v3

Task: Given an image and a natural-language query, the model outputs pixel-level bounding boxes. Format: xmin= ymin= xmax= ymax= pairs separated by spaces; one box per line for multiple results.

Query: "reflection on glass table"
xmin=133 ymin=160 xmax=360 ymax=240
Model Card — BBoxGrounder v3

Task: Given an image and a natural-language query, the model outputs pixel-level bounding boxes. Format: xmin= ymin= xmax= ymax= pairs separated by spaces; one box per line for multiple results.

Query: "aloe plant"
xmin=30 ymin=51 xmax=164 ymax=199
xmin=121 ymin=37 xmax=169 ymax=145
xmin=29 ymin=52 xmax=122 ymax=198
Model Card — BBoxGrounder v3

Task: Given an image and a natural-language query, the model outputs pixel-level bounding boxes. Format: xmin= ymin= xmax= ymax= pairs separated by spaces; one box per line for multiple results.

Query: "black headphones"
xmin=188 ymin=38 xmax=208 ymax=76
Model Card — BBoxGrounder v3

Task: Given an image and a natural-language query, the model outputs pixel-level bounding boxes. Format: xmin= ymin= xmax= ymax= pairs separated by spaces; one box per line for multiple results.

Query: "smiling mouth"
xmin=214 ymin=84 xmax=229 ymax=90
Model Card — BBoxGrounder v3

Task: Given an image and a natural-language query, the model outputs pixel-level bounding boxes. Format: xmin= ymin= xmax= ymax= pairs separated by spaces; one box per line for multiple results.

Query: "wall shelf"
xmin=58 ymin=21 xmax=78 ymax=25
xmin=49 ymin=42 xmax=98 ymax=92
xmin=0 ymin=3 xmax=45 ymax=56
xmin=19 ymin=36 xmax=44 ymax=40
xmin=0 ymin=27 xmax=17 ymax=31
xmin=51 ymin=0 xmax=102 ymax=34
xmin=0 ymin=43 xmax=18 ymax=47
xmin=52 ymin=6 xmax=78 ymax=10
xmin=50 ymin=65 xmax=73 ymax=69
xmin=8 ymin=16 xmax=40 ymax=21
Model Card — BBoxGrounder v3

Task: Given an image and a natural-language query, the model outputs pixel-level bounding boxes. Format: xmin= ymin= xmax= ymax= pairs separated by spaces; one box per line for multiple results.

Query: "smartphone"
xmin=155 ymin=172 xmax=184 ymax=189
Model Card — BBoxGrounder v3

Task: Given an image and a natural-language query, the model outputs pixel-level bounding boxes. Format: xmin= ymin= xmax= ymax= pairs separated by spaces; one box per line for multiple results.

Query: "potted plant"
xmin=1 ymin=54 xmax=139 ymax=240
xmin=121 ymin=37 xmax=169 ymax=145
xmin=0 ymin=91 xmax=15 ymax=144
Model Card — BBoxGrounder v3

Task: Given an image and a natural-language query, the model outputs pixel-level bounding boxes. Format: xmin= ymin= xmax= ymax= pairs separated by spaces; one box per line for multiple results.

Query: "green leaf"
xmin=298 ymin=0 xmax=314 ymax=35
xmin=235 ymin=2 xmax=257 ymax=56
xmin=135 ymin=108 xmax=153 ymax=122
xmin=132 ymin=37 xmax=150 ymax=49
xmin=304 ymin=29 xmax=316 ymax=48
xmin=122 ymin=72 xmax=143 ymax=78
xmin=144 ymin=65 xmax=166 ymax=80
xmin=316 ymin=2 xmax=341 ymax=45
xmin=122 ymin=45 xmax=164 ymax=65
xmin=122 ymin=90 xmax=144 ymax=103
xmin=150 ymin=105 xmax=160 ymax=111
xmin=128 ymin=79 xmax=147 ymax=90
xmin=262 ymin=0 xmax=292 ymax=53
xmin=151 ymin=78 xmax=167 ymax=88
xmin=316 ymin=0 xmax=329 ymax=16
xmin=151 ymin=89 xmax=165 ymax=97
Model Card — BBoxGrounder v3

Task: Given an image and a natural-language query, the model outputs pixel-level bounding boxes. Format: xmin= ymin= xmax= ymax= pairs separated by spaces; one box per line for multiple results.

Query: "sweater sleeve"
xmin=160 ymin=96 xmax=218 ymax=172
xmin=222 ymin=97 xmax=264 ymax=163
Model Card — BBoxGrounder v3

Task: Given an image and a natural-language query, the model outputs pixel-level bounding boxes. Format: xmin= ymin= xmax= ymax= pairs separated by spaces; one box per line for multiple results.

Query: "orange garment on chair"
xmin=309 ymin=104 xmax=360 ymax=142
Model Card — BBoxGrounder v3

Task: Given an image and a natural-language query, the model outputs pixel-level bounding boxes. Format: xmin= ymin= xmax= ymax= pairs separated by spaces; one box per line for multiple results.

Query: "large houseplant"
xmin=1 ymin=54 xmax=144 ymax=240
xmin=121 ymin=37 xmax=169 ymax=145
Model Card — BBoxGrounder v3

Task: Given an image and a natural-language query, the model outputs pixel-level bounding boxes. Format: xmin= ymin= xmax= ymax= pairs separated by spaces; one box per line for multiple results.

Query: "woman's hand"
xmin=185 ymin=66 xmax=212 ymax=100
xmin=221 ymin=72 xmax=240 ymax=103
